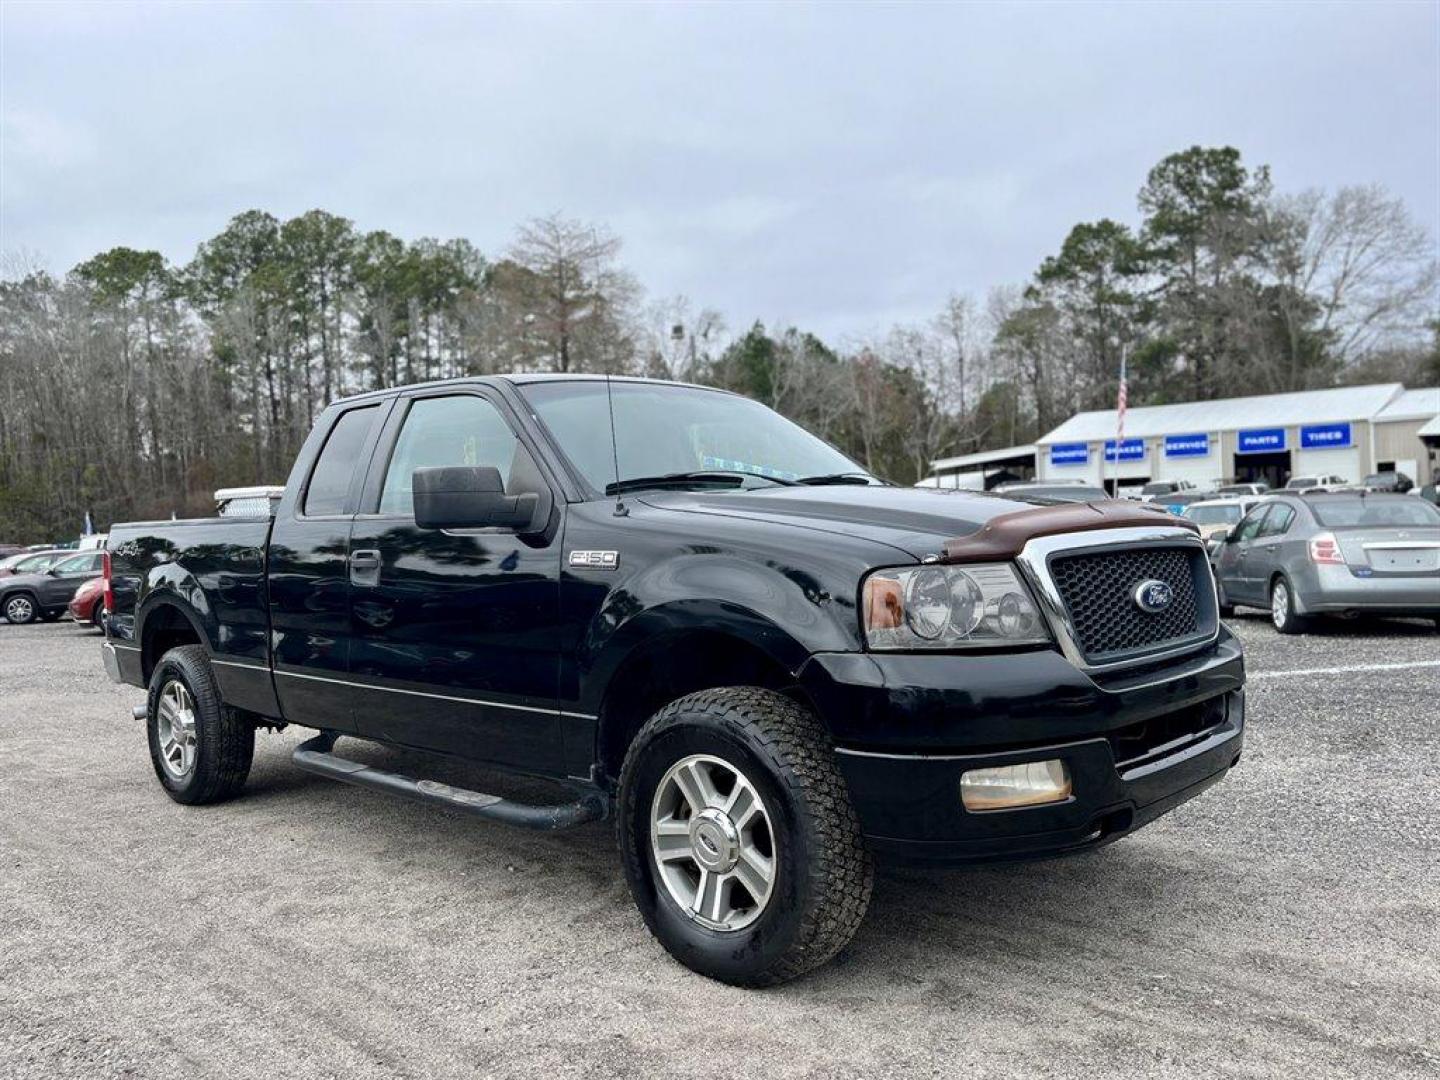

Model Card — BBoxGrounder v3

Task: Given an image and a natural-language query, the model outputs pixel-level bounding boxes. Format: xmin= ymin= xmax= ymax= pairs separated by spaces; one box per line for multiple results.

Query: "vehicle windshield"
xmin=520 ymin=380 xmax=870 ymax=492
xmin=1185 ymin=504 xmax=1243 ymax=525
xmin=1286 ymin=477 xmax=1317 ymax=489
xmin=1141 ymin=482 xmax=1174 ymax=494
xmin=1311 ymin=499 xmax=1440 ymax=528
xmin=51 ymin=553 xmax=95 ymax=573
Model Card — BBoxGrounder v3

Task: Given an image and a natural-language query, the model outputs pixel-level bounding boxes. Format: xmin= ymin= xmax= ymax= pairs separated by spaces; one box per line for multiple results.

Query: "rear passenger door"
xmin=1248 ymin=502 xmax=1296 ymax=588
xmin=1215 ymin=504 xmax=1271 ymax=603
xmin=40 ymin=552 xmax=103 ymax=608
xmin=268 ymin=400 xmax=390 ymax=734
xmin=345 ymin=387 xmax=567 ymax=773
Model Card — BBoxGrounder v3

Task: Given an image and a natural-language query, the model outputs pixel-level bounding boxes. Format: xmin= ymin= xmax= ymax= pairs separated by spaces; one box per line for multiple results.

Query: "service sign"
xmin=1237 ymin=427 xmax=1286 ymax=454
xmin=1050 ymin=442 xmax=1089 ymax=467
xmin=1164 ymin=433 xmax=1210 ymax=459
xmin=1299 ymin=422 xmax=1353 ymax=450
xmin=1103 ymin=438 xmax=1146 ymax=463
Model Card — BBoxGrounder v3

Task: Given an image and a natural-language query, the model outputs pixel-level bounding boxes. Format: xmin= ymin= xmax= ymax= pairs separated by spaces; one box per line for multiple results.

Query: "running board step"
xmin=292 ymin=732 xmax=608 ymax=830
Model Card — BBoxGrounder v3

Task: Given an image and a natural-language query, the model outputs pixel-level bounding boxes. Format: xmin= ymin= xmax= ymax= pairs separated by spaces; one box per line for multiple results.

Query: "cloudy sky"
xmin=2 ymin=1 xmax=1436 ymax=341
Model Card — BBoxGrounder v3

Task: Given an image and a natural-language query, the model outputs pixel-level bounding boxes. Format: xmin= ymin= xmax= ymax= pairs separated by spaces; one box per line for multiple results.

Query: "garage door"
xmin=1294 ymin=447 xmax=1361 ymax=485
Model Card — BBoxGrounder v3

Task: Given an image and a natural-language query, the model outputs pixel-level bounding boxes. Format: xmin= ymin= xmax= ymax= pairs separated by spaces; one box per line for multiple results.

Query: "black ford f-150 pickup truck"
xmin=102 ymin=374 xmax=1245 ymax=985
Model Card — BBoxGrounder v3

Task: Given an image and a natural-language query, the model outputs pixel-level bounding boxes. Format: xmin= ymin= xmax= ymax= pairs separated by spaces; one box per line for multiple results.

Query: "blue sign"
xmin=1237 ymin=427 xmax=1286 ymax=454
xmin=1300 ymin=422 xmax=1353 ymax=450
xmin=1104 ymin=438 xmax=1146 ymax=463
xmin=1164 ymin=433 xmax=1211 ymax=459
xmin=1050 ymin=442 xmax=1089 ymax=467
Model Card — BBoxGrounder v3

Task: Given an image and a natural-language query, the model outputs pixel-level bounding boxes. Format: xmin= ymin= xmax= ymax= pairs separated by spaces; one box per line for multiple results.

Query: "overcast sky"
xmin=2 ymin=1 xmax=1436 ymax=341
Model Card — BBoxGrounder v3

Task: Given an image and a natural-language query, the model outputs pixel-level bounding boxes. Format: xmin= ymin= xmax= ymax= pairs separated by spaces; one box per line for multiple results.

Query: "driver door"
xmin=345 ymin=388 xmax=567 ymax=773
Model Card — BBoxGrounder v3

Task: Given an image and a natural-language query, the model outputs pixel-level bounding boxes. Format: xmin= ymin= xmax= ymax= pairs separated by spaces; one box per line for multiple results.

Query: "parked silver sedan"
xmin=1213 ymin=493 xmax=1440 ymax=633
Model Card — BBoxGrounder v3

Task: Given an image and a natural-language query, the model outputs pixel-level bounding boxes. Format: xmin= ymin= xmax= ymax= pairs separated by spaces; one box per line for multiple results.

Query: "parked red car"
xmin=68 ymin=576 xmax=106 ymax=629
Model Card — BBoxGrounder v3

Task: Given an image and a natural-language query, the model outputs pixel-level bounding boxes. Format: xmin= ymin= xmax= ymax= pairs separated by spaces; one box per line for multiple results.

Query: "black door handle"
xmin=349 ymin=549 xmax=382 ymax=586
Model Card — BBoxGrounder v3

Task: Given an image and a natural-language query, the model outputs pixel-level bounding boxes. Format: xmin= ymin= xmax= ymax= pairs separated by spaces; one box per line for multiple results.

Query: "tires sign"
xmin=1299 ymin=422 xmax=1353 ymax=450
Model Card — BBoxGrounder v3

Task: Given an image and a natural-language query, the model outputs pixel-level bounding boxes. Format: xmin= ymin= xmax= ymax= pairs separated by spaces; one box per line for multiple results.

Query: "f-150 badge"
xmin=568 ymin=550 xmax=619 ymax=570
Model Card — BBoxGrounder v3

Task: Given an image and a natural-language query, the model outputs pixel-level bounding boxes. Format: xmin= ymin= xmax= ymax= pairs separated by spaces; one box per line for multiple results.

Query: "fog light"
xmin=960 ymin=759 xmax=1072 ymax=811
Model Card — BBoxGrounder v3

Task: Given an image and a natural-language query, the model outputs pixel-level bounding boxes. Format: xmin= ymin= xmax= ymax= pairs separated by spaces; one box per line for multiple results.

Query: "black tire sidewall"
xmin=620 ymin=718 xmax=816 ymax=985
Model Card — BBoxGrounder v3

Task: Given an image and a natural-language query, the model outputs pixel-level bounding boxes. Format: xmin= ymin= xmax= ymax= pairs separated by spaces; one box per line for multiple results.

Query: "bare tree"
xmin=506 ymin=213 xmax=641 ymax=373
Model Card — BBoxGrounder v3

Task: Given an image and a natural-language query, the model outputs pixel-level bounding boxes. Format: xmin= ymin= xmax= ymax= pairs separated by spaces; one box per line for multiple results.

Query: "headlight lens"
xmin=862 ymin=562 xmax=1049 ymax=650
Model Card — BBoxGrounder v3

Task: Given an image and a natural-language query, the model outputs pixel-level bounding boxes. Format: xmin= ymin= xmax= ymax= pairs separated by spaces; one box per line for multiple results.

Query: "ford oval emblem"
xmin=1133 ymin=579 xmax=1174 ymax=614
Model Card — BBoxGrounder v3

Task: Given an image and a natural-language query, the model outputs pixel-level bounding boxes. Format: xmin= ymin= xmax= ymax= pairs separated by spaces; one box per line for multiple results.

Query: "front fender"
xmin=572 ymin=553 xmax=861 ymax=716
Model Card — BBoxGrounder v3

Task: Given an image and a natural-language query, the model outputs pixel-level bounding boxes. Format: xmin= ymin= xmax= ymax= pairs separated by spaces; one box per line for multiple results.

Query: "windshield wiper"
xmin=603 ymin=470 xmax=798 ymax=496
xmin=796 ymin=472 xmax=882 ymax=487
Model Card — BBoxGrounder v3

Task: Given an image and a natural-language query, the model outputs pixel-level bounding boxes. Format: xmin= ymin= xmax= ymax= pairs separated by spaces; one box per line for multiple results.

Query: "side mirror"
xmin=412 ymin=466 xmax=538 ymax=532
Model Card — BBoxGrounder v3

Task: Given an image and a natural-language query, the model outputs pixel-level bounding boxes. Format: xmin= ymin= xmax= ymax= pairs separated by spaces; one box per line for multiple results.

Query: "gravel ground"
xmin=2 ymin=613 xmax=1438 ymax=1079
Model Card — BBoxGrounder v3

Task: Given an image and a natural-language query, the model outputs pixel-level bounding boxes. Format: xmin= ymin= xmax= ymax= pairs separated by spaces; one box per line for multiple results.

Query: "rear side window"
xmin=1312 ymin=499 xmax=1440 ymax=528
xmin=1235 ymin=505 xmax=1270 ymax=541
xmin=304 ymin=405 xmax=379 ymax=517
xmin=1258 ymin=504 xmax=1295 ymax=537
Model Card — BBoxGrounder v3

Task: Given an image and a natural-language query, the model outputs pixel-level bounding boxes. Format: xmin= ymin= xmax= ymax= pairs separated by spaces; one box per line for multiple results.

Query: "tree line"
xmin=1 ymin=145 xmax=1435 ymax=542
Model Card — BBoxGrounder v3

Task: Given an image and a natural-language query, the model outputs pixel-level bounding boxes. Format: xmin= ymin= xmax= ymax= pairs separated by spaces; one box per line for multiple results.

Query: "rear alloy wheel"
xmin=618 ymin=687 xmax=873 ymax=987
xmin=146 ymin=645 xmax=255 ymax=804
xmin=1270 ymin=576 xmax=1310 ymax=635
xmin=4 ymin=593 xmax=37 ymax=625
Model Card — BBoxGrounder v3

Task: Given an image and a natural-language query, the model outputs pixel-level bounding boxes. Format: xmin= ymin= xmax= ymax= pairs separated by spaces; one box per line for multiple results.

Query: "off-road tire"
xmin=4 ymin=592 xmax=39 ymax=624
xmin=618 ymin=687 xmax=873 ymax=986
xmin=1270 ymin=574 xmax=1310 ymax=635
xmin=146 ymin=645 xmax=254 ymax=805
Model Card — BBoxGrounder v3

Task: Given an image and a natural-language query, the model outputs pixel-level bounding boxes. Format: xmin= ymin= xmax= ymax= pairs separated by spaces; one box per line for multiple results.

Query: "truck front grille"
xmin=1049 ymin=545 xmax=1210 ymax=664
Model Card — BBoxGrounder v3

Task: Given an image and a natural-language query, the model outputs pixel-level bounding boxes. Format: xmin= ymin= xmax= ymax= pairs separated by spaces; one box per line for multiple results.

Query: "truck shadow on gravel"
xmin=237 ymin=732 xmax=1209 ymax=986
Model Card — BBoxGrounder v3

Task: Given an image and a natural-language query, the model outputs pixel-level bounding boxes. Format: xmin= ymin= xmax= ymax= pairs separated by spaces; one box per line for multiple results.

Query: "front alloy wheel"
xmin=651 ymin=753 xmax=775 ymax=931
xmin=618 ymin=687 xmax=873 ymax=986
xmin=5 ymin=594 xmax=36 ymax=624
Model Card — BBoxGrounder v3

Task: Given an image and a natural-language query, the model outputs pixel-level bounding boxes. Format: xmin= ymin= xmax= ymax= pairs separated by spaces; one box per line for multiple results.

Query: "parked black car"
xmin=1 ymin=550 xmax=105 ymax=624
xmin=1361 ymin=471 xmax=1414 ymax=493
xmin=102 ymin=375 xmax=1245 ymax=985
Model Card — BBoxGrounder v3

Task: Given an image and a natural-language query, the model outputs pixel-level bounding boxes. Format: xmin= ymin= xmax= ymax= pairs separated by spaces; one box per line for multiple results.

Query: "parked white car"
xmin=1284 ymin=474 xmax=1349 ymax=492
xmin=1181 ymin=496 xmax=1263 ymax=541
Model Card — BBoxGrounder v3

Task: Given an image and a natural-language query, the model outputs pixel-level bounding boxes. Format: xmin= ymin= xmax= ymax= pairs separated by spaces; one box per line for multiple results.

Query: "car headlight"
xmin=862 ymin=563 xmax=1050 ymax=650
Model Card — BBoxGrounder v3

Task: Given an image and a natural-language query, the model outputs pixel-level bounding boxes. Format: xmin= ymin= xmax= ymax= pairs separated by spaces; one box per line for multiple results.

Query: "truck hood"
xmin=636 ymin=485 xmax=1049 ymax=560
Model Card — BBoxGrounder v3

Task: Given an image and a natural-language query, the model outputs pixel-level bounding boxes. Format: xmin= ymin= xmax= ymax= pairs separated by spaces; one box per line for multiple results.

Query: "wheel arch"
xmin=593 ymin=611 xmax=818 ymax=785
xmin=137 ymin=596 xmax=210 ymax=683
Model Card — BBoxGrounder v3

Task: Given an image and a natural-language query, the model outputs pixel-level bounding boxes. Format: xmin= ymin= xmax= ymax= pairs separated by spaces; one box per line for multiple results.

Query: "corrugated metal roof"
xmin=931 ymin=444 xmax=1037 ymax=471
xmin=1037 ymin=383 xmax=1405 ymax=444
xmin=1375 ymin=387 xmax=1440 ymax=422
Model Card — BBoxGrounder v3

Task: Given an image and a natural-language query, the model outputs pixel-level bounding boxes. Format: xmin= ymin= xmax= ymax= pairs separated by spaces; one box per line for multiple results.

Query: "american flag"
xmin=1116 ymin=352 xmax=1128 ymax=442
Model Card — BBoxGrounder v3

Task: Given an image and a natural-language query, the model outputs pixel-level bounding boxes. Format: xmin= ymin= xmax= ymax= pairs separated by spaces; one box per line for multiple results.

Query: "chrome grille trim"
xmin=1014 ymin=525 xmax=1219 ymax=674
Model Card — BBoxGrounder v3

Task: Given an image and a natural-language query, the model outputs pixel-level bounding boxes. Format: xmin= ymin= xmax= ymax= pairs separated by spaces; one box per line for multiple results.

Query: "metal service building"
xmin=1032 ymin=383 xmax=1439 ymax=491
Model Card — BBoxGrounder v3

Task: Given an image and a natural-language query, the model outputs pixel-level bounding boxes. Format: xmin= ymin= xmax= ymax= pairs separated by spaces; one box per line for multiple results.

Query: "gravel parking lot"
xmin=2 ymin=615 xmax=1438 ymax=1079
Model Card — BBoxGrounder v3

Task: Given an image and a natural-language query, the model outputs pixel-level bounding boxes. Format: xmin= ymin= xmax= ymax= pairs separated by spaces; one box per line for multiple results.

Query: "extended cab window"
xmin=304 ymin=405 xmax=379 ymax=517
xmin=379 ymin=395 xmax=519 ymax=516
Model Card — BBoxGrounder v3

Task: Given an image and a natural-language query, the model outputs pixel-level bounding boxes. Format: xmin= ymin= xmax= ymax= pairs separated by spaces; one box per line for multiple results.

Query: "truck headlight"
xmin=862 ymin=563 xmax=1050 ymax=650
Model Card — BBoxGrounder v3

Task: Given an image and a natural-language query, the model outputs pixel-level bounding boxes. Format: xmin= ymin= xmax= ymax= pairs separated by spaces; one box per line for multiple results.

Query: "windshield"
xmin=1141 ymin=483 xmax=1174 ymax=494
xmin=1311 ymin=499 xmax=1440 ymax=528
xmin=520 ymin=381 xmax=867 ymax=492
xmin=1287 ymin=477 xmax=1317 ymax=489
xmin=1185 ymin=504 xmax=1243 ymax=525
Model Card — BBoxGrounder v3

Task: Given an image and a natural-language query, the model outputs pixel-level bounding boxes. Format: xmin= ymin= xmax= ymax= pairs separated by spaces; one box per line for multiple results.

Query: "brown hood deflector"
xmin=941 ymin=501 xmax=1197 ymax=562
